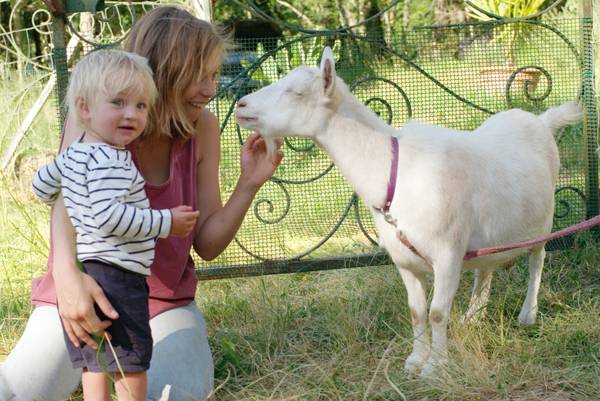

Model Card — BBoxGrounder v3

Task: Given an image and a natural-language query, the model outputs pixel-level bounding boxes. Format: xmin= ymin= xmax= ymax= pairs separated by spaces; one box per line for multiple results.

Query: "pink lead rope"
xmin=463 ymin=214 xmax=600 ymax=260
xmin=376 ymin=136 xmax=600 ymax=263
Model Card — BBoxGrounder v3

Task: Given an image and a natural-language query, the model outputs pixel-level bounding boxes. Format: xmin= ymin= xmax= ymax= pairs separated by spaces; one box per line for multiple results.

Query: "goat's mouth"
xmin=235 ymin=115 xmax=258 ymax=127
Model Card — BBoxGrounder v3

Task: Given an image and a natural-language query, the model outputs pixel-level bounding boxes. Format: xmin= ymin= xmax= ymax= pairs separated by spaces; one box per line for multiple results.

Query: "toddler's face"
xmin=81 ymin=89 xmax=150 ymax=148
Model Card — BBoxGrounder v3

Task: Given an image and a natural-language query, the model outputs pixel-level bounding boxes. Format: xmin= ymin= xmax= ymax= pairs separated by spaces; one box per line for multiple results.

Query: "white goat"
xmin=235 ymin=47 xmax=582 ymax=376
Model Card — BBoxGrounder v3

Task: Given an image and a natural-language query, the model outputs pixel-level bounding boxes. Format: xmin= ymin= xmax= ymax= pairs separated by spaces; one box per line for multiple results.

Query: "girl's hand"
xmin=55 ymin=266 xmax=116 ymax=349
xmin=51 ymin=194 xmax=117 ymax=349
xmin=239 ymin=133 xmax=283 ymax=190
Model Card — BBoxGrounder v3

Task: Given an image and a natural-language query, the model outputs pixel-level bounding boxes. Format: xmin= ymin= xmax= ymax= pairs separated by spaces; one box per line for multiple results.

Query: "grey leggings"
xmin=0 ymin=303 xmax=214 ymax=401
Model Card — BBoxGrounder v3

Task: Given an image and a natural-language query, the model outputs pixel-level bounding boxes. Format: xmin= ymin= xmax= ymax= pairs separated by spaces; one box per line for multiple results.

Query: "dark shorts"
xmin=62 ymin=260 xmax=152 ymax=373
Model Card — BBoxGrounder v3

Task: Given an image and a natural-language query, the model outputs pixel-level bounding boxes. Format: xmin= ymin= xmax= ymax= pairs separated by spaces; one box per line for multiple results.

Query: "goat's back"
xmin=392 ymin=109 xmax=559 ymax=256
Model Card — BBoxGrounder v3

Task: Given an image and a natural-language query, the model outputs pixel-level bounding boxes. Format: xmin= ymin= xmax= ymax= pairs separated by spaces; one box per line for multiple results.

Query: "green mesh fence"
xmin=48 ymin=10 xmax=598 ymax=280
xmin=199 ymin=20 xmax=598 ymax=279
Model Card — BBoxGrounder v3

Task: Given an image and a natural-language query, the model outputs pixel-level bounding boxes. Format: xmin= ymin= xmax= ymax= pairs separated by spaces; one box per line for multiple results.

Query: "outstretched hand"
xmin=239 ymin=133 xmax=283 ymax=190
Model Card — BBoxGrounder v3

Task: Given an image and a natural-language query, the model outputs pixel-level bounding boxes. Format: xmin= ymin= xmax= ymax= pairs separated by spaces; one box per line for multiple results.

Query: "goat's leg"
xmin=518 ymin=246 xmax=545 ymax=325
xmin=421 ymin=254 xmax=462 ymax=377
xmin=461 ymin=268 xmax=494 ymax=323
xmin=397 ymin=267 xmax=429 ymax=375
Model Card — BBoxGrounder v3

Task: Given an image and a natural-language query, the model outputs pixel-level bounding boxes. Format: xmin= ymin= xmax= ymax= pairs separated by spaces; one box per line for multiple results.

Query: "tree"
xmin=364 ymin=0 xmax=386 ymax=56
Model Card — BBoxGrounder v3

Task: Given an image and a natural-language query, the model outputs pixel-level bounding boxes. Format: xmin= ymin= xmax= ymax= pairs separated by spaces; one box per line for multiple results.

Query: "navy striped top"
xmin=32 ymin=140 xmax=172 ymax=275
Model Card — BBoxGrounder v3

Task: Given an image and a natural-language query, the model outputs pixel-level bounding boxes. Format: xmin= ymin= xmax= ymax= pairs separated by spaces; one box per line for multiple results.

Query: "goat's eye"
xmin=285 ymin=88 xmax=303 ymax=97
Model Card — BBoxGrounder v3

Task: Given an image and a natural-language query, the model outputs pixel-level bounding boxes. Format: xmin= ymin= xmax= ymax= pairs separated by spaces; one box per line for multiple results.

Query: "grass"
xmin=198 ymin=239 xmax=599 ymax=401
xmin=1 ymin=231 xmax=598 ymax=400
xmin=0 ymin=70 xmax=58 ymax=160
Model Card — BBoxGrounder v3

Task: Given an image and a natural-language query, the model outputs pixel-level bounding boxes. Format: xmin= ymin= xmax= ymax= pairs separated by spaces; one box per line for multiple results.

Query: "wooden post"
xmin=189 ymin=0 xmax=212 ymax=21
xmin=79 ymin=11 xmax=94 ymax=42
xmin=580 ymin=0 xmax=599 ymax=220
xmin=594 ymin=0 xmax=599 ymax=96
xmin=49 ymin=1 xmax=68 ymax=127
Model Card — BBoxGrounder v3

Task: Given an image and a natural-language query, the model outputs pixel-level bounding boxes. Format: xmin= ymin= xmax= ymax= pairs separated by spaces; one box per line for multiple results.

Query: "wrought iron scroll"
xmin=505 ymin=66 xmax=552 ymax=107
xmin=555 ymin=186 xmax=587 ymax=220
xmin=0 ymin=3 xmax=53 ymax=73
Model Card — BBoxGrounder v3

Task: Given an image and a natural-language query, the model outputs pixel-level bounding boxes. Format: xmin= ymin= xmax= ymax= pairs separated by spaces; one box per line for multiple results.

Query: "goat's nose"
xmin=237 ymin=98 xmax=247 ymax=108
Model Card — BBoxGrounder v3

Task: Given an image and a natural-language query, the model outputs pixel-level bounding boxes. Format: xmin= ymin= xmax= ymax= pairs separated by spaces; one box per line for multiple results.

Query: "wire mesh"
xmin=199 ymin=19 xmax=597 ymax=278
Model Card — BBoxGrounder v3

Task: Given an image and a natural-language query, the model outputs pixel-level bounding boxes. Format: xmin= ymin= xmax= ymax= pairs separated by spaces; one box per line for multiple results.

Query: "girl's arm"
xmin=51 ymin=193 xmax=116 ymax=348
xmin=51 ymin=116 xmax=118 ymax=349
xmin=192 ymin=109 xmax=282 ymax=260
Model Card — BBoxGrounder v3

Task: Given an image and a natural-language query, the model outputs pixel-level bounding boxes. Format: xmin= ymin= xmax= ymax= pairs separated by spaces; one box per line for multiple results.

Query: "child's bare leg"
xmin=114 ymin=371 xmax=147 ymax=401
xmin=82 ymin=370 xmax=110 ymax=401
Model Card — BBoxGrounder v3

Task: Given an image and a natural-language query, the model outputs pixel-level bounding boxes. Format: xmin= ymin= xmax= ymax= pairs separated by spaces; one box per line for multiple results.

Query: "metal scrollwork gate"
xmin=48 ymin=0 xmax=598 ymax=280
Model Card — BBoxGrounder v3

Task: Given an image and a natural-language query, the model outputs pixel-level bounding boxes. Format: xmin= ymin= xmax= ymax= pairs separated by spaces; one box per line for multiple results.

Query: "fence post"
xmin=49 ymin=2 xmax=69 ymax=128
xmin=189 ymin=0 xmax=213 ymax=21
xmin=580 ymin=0 xmax=599 ymax=223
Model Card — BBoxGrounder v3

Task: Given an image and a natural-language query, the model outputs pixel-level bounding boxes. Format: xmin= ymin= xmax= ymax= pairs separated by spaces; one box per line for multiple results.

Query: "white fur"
xmin=235 ymin=47 xmax=582 ymax=376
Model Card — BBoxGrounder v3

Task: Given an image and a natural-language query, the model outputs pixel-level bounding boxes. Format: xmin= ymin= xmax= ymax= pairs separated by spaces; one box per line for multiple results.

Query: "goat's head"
xmin=235 ymin=47 xmax=340 ymax=158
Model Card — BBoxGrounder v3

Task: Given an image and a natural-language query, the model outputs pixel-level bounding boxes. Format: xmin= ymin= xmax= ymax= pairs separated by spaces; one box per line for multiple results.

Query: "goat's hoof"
xmin=420 ymin=357 xmax=447 ymax=378
xmin=420 ymin=362 xmax=436 ymax=378
xmin=404 ymin=352 xmax=427 ymax=375
xmin=518 ymin=311 xmax=537 ymax=326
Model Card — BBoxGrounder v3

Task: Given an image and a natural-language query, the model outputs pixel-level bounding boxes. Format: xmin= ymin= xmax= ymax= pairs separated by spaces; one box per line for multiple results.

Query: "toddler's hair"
xmin=66 ymin=48 xmax=158 ymax=127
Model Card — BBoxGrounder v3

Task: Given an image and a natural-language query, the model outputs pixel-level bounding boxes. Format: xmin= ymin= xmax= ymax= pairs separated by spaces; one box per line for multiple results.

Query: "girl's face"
xmin=79 ymin=89 xmax=150 ymax=148
xmin=183 ymin=60 xmax=220 ymax=123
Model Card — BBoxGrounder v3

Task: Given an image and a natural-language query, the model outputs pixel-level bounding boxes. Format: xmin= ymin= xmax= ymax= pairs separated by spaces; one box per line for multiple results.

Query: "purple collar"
xmin=381 ymin=136 xmax=399 ymax=213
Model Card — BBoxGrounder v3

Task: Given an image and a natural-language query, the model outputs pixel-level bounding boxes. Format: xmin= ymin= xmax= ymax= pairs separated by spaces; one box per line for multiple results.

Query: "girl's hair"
xmin=124 ymin=6 xmax=230 ymax=140
xmin=66 ymin=49 xmax=157 ymax=128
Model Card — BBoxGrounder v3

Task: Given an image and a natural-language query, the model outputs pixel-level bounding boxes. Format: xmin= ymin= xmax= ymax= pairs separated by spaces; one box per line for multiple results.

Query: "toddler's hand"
xmin=170 ymin=205 xmax=199 ymax=237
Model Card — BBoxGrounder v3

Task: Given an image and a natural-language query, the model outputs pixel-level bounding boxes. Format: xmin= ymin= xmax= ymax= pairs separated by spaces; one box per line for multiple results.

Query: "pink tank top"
xmin=31 ymin=137 xmax=199 ymax=318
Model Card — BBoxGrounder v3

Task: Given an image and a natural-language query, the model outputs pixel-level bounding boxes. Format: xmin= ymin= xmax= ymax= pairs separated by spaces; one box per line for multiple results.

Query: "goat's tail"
xmin=538 ymin=101 xmax=583 ymax=132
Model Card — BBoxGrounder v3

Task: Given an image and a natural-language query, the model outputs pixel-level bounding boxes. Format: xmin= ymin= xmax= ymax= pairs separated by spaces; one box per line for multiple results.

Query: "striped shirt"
xmin=32 ymin=140 xmax=172 ymax=275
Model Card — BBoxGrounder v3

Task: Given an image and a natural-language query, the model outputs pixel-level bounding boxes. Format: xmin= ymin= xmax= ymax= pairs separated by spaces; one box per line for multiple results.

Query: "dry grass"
xmin=195 ymin=239 xmax=599 ymax=401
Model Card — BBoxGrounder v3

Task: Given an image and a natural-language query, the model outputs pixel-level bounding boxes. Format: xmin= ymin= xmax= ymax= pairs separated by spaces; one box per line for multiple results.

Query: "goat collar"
xmin=374 ymin=136 xmax=399 ymax=214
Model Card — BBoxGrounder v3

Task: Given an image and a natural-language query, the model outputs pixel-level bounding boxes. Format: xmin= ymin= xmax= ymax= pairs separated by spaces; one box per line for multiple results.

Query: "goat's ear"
xmin=320 ymin=46 xmax=336 ymax=97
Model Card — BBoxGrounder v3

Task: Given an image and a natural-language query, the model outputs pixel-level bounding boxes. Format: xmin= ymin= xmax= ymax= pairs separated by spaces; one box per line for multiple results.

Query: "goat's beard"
xmin=264 ymin=136 xmax=280 ymax=162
